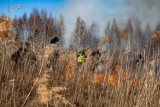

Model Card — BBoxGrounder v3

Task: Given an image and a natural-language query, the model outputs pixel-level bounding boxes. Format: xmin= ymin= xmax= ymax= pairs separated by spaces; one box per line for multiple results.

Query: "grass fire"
xmin=1 ymin=0 xmax=160 ymax=107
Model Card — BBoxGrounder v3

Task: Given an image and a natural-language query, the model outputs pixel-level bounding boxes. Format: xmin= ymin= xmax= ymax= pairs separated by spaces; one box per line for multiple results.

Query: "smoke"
xmin=124 ymin=0 xmax=160 ymax=29
xmin=57 ymin=0 xmax=126 ymax=46
xmin=56 ymin=0 xmax=160 ymax=46
xmin=58 ymin=0 xmax=105 ymax=46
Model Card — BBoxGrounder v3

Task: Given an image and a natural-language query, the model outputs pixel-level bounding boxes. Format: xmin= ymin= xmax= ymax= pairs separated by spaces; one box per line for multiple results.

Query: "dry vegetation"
xmin=0 ymin=13 xmax=160 ymax=107
xmin=0 ymin=39 xmax=160 ymax=107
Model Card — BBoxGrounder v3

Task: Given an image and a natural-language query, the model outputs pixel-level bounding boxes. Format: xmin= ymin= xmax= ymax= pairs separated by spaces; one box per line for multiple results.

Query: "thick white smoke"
xmin=56 ymin=0 xmax=160 ymax=46
xmin=124 ymin=0 xmax=160 ymax=29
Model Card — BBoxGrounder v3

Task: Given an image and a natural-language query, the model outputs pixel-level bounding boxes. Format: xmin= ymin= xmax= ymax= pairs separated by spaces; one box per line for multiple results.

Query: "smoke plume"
xmin=56 ymin=0 xmax=160 ymax=46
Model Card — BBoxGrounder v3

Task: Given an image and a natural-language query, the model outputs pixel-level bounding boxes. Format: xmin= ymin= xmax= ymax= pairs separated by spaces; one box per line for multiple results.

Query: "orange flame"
xmin=66 ymin=70 xmax=75 ymax=80
xmin=107 ymin=74 xmax=117 ymax=86
xmin=65 ymin=61 xmax=76 ymax=80
xmin=89 ymin=74 xmax=104 ymax=84
xmin=95 ymin=74 xmax=104 ymax=84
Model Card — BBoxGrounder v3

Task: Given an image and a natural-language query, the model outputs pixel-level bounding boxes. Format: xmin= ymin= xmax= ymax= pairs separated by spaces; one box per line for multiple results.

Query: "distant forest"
xmin=12 ymin=8 xmax=160 ymax=53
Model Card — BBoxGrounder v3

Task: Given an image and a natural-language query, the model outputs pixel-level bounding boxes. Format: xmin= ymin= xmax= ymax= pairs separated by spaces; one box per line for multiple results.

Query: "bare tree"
xmin=56 ymin=15 xmax=65 ymax=47
xmin=105 ymin=21 xmax=112 ymax=51
xmin=45 ymin=14 xmax=56 ymax=43
xmin=124 ymin=19 xmax=133 ymax=52
xmin=145 ymin=23 xmax=152 ymax=45
xmin=40 ymin=9 xmax=48 ymax=47
xmin=86 ymin=22 xmax=99 ymax=49
xmin=70 ymin=17 xmax=87 ymax=50
xmin=111 ymin=19 xmax=120 ymax=51
xmin=28 ymin=8 xmax=42 ymax=49
xmin=134 ymin=19 xmax=144 ymax=53
xmin=13 ymin=13 xmax=28 ymax=41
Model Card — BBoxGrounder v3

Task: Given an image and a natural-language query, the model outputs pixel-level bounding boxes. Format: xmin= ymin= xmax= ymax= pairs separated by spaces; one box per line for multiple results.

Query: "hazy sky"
xmin=0 ymin=0 xmax=160 ymax=43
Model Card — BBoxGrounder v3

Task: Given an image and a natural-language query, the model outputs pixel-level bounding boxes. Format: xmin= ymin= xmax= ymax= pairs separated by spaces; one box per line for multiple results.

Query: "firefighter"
xmin=89 ymin=49 xmax=101 ymax=74
xmin=135 ymin=54 xmax=144 ymax=67
xmin=77 ymin=50 xmax=86 ymax=63
xmin=11 ymin=42 xmax=36 ymax=71
xmin=43 ymin=37 xmax=59 ymax=69
xmin=77 ymin=53 xmax=84 ymax=63
xmin=75 ymin=50 xmax=87 ymax=78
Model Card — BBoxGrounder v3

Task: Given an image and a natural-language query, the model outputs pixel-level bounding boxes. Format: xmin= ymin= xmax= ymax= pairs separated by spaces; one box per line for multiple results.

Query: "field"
xmin=0 ymin=42 xmax=160 ymax=107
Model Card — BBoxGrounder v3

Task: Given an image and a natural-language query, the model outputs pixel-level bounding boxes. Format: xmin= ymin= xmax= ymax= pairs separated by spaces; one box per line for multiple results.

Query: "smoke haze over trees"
xmin=11 ymin=7 xmax=160 ymax=54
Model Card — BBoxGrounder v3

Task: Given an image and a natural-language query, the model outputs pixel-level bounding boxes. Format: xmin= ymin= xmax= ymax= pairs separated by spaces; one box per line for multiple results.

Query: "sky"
xmin=0 ymin=0 xmax=66 ymax=17
xmin=0 ymin=0 xmax=160 ymax=44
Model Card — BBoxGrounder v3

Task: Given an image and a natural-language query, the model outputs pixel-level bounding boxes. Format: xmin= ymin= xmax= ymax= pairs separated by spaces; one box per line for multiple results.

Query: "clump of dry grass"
xmin=151 ymin=33 xmax=158 ymax=41
xmin=33 ymin=43 xmax=74 ymax=106
xmin=101 ymin=37 xmax=108 ymax=44
xmin=0 ymin=17 xmax=13 ymax=42
xmin=119 ymin=32 xmax=128 ymax=39
xmin=35 ymin=69 xmax=74 ymax=106
xmin=43 ymin=44 xmax=55 ymax=60
xmin=35 ymin=70 xmax=51 ymax=104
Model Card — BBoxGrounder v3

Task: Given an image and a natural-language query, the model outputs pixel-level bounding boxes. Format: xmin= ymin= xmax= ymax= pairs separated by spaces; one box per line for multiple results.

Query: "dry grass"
xmin=0 ymin=40 xmax=160 ymax=107
xmin=0 ymin=17 xmax=13 ymax=42
xmin=151 ymin=34 xmax=158 ymax=41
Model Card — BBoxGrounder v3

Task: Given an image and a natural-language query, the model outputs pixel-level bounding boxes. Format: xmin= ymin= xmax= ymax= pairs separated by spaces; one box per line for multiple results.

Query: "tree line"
xmin=12 ymin=8 xmax=160 ymax=53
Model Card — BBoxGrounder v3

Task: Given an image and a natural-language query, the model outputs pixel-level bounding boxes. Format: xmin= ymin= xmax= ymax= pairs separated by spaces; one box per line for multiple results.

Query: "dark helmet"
xmin=50 ymin=37 xmax=59 ymax=44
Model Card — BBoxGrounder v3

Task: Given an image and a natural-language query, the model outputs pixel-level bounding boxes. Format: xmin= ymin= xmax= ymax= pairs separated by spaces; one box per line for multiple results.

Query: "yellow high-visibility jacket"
xmin=77 ymin=54 xmax=84 ymax=63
